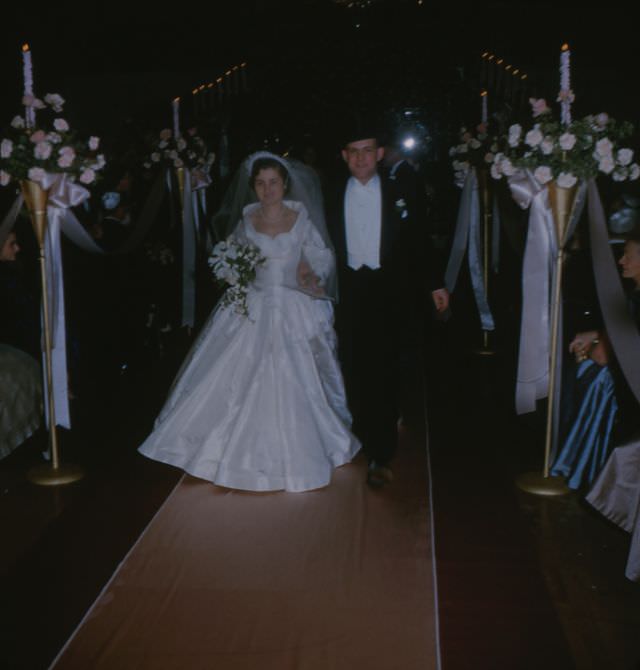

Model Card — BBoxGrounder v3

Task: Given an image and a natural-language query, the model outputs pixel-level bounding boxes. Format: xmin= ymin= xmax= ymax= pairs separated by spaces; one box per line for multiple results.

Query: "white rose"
xmin=595 ymin=113 xmax=609 ymax=128
xmin=177 ymin=138 xmax=187 ymax=151
xmin=44 ymin=93 xmax=65 ymax=112
xmin=540 ymin=138 xmax=554 ymax=155
xmin=95 ymin=154 xmax=106 ymax=169
xmin=490 ymin=162 xmax=502 ymax=180
xmin=630 ymin=164 xmax=640 ymax=180
xmin=598 ymin=155 xmax=615 ymax=174
xmin=448 ymin=147 xmax=457 ymax=157
xmin=88 ymin=136 xmax=100 ymax=151
xmin=469 ymin=138 xmax=481 ymax=149
xmin=47 ymin=132 xmax=62 ymax=144
xmin=508 ymin=124 xmax=522 ymax=142
xmin=174 ymin=158 xmax=184 ymax=168
xmin=534 ymin=166 xmax=553 ymax=185
xmin=490 ymin=143 xmax=498 ymax=152
xmin=525 ymin=128 xmax=543 ymax=147
xmin=0 ymin=170 xmax=10 ymax=186
xmin=158 ymin=140 xmax=168 ymax=149
xmin=57 ymin=152 xmax=74 ymax=168
xmin=484 ymin=152 xmax=494 ymax=163
xmin=53 ymin=118 xmax=69 ymax=132
xmin=79 ymin=168 xmax=96 ymax=184
xmin=0 ymin=139 xmax=13 ymax=158
xmin=595 ymin=138 xmax=613 ymax=157
xmin=10 ymin=116 xmax=25 ymax=129
xmin=501 ymin=157 xmax=516 ymax=176
xmin=28 ymin=167 xmax=46 ymax=183
xmin=556 ymin=172 xmax=578 ymax=189
xmin=34 ymin=141 xmax=52 ymax=160
xmin=151 ymin=152 xmax=161 ymax=162
xmin=612 ymin=167 xmax=628 ymax=182
xmin=143 ymin=162 xmax=152 ymax=169
xmin=457 ymin=143 xmax=468 ymax=153
xmin=617 ymin=148 xmax=634 ymax=166
xmin=558 ymin=133 xmax=577 ymax=151
xmin=168 ymin=150 xmax=178 ymax=160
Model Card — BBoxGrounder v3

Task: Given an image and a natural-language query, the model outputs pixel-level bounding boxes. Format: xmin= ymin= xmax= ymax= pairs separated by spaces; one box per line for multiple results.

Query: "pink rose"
xmin=57 ymin=153 xmax=74 ymax=168
xmin=29 ymin=130 xmax=46 ymax=144
xmin=529 ymin=98 xmax=550 ymax=117
xmin=27 ymin=167 xmax=46 ymax=183
xmin=79 ymin=168 xmax=96 ymax=184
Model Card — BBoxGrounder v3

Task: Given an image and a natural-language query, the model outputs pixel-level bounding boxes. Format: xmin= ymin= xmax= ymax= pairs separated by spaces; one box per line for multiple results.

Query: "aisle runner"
xmin=51 ymin=427 xmax=439 ymax=670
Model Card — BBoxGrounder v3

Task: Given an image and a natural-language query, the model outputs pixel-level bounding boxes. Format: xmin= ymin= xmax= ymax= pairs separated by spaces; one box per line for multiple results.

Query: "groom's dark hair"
xmin=250 ymin=157 xmax=290 ymax=192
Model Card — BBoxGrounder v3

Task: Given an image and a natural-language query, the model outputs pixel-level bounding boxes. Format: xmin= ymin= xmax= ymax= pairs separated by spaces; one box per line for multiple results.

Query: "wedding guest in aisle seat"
xmin=552 ymin=228 xmax=640 ymax=490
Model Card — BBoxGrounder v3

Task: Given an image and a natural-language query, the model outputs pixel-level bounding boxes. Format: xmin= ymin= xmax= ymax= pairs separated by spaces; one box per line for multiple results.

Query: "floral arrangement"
xmin=208 ymin=238 xmax=265 ymax=316
xmin=490 ymin=98 xmax=640 ymax=188
xmin=449 ymin=123 xmax=498 ymax=188
xmin=0 ymin=93 xmax=105 ymax=187
xmin=143 ymin=127 xmax=215 ymax=178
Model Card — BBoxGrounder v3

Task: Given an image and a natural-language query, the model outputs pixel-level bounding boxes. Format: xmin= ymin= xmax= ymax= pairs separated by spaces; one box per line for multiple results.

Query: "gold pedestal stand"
xmin=21 ymin=180 xmax=84 ymax=486
xmin=516 ymin=181 xmax=578 ymax=497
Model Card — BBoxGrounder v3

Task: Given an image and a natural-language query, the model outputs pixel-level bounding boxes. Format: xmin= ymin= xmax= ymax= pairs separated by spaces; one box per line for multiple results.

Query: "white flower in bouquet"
xmin=1 ymin=139 xmax=13 ymax=159
xmin=617 ymin=148 xmax=634 ymax=166
xmin=508 ymin=124 xmax=522 ymax=147
xmin=595 ymin=138 xmax=613 ymax=157
xmin=558 ymin=132 xmax=577 ymax=151
xmin=598 ymin=155 xmax=615 ymax=174
xmin=557 ymin=172 xmax=578 ymax=189
xmin=525 ymin=127 xmax=543 ymax=147
xmin=79 ymin=168 xmax=96 ymax=184
xmin=534 ymin=165 xmax=554 ymax=185
xmin=47 ymin=132 xmax=62 ymax=144
xmin=173 ymin=158 xmax=184 ymax=168
xmin=34 ymin=141 xmax=52 ymax=160
xmin=10 ymin=116 xmax=25 ymax=129
xmin=88 ymin=136 xmax=100 ymax=151
xmin=208 ymin=238 xmax=266 ymax=316
xmin=44 ymin=93 xmax=65 ymax=112
xmin=484 ymin=152 xmax=495 ymax=163
xmin=469 ymin=138 xmax=481 ymax=149
xmin=501 ymin=157 xmax=517 ymax=176
xmin=630 ymin=164 xmax=640 ymax=180
xmin=151 ymin=152 xmax=161 ymax=163
xmin=177 ymin=138 xmax=187 ymax=151
xmin=613 ymin=167 xmax=628 ymax=182
xmin=0 ymin=170 xmax=10 ymax=186
xmin=158 ymin=140 xmax=168 ymax=149
xmin=540 ymin=137 xmax=555 ymax=155
xmin=53 ymin=118 xmax=69 ymax=132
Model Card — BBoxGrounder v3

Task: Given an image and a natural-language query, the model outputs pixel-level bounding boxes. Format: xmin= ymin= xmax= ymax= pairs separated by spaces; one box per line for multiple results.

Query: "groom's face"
xmin=342 ymin=139 xmax=384 ymax=184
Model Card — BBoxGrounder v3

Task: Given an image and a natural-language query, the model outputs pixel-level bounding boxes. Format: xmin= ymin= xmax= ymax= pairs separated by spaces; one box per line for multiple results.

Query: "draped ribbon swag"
xmin=509 ymin=170 xmax=586 ymax=422
xmin=445 ymin=168 xmax=495 ymax=331
xmin=588 ymin=179 xmax=640 ymax=405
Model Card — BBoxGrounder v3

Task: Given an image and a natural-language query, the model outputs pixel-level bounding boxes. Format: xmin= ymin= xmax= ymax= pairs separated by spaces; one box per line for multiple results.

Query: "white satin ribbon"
xmin=39 ymin=173 xmax=104 ymax=428
xmin=445 ymin=169 xmax=495 ymax=330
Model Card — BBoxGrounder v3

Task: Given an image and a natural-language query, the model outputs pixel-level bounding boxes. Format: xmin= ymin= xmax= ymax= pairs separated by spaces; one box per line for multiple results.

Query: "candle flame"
xmin=505 ymin=64 xmax=512 ymax=71
xmin=192 ymin=89 xmax=198 ymax=95
xmin=561 ymin=43 xmax=569 ymax=51
xmin=173 ymin=96 xmax=180 ymax=102
xmin=512 ymin=69 xmax=519 ymax=76
xmin=22 ymin=43 xmax=30 ymax=52
xmin=521 ymin=74 xmax=528 ymax=80
xmin=225 ymin=70 xmax=232 ymax=76
xmin=488 ymin=54 xmax=495 ymax=61
xmin=241 ymin=62 xmax=247 ymax=67
xmin=217 ymin=78 xmax=223 ymax=83
xmin=481 ymin=51 xmax=489 ymax=58
xmin=207 ymin=82 xmax=214 ymax=88
xmin=497 ymin=58 xmax=503 ymax=65
xmin=480 ymin=90 xmax=488 ymax=97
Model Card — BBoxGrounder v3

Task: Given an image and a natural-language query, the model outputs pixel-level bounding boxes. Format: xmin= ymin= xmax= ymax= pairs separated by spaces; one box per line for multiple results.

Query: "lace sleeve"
xmin=302 ymin=219 xmax=335 ymax=281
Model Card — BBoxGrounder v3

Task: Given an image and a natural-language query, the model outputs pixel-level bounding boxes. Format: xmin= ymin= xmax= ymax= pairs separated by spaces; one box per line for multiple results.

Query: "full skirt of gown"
xmin=139 ymin=203 xmax=360 ymax=492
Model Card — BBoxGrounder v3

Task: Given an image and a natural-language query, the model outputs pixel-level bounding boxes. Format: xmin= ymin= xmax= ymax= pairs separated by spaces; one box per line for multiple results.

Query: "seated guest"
xmin=552 ymin=228 xmax=640 ymax=489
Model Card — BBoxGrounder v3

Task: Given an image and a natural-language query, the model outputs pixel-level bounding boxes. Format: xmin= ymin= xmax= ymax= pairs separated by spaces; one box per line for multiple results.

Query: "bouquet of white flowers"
xmin=208 ymin=238 xmax=265 ymax=316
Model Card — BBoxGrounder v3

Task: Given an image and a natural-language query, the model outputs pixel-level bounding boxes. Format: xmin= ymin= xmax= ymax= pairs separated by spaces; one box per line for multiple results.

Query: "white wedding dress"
xmin=139 ymin=201 xmax=360 ymax=492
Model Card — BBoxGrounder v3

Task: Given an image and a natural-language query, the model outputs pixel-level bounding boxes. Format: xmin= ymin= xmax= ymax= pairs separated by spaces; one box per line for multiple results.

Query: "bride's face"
xmin=254 ymin=168 xmax=285 ymax=207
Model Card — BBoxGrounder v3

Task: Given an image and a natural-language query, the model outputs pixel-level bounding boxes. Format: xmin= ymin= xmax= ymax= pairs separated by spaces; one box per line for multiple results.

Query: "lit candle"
xmin=172 ymin=97 xmax=180 ymax=138
xmin=481 ymin=90 xmax=488 ymax=124
xmin=22 ymin=44 xmax=35 ymax=128
xmin=559 ymin=43 xmax=572 ymax=125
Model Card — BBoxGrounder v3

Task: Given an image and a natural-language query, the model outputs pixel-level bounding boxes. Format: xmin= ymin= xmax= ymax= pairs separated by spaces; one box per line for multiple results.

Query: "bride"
xmin=138 ymin=152 xmax=360 ymax=491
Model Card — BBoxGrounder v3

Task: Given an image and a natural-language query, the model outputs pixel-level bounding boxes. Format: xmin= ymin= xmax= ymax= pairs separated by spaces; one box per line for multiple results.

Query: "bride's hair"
xmin=249 ymin=157 xmax=290 ymax=192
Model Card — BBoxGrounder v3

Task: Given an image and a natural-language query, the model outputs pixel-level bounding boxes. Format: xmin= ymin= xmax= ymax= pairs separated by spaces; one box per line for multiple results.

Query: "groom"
xmin=328 ymin=127 xmax=449 ymax=488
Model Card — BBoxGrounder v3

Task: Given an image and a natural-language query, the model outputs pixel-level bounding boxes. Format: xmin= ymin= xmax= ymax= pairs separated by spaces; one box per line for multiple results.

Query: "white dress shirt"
xmin=344 ymin=174 xmax=382 ymax=270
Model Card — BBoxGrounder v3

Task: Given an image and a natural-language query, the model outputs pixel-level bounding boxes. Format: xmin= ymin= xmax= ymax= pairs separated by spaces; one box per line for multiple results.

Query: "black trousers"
xmin=337 ymin=267 xmax=417 ymax=465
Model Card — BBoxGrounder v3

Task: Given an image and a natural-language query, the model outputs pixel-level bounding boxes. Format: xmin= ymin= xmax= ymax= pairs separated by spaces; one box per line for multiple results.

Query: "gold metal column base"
xmin=475 ymin=331 xmax=496 ymax=356
xmin=515 ymin=471 xmax=570 ymax=497
xmin=27 ymin=463 xmax=85 ymax=486
xmin=475 ymin=346 xmax=496 ymax=356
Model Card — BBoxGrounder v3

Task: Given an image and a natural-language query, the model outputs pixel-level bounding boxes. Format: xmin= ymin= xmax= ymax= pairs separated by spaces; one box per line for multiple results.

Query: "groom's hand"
xmin=431 ymin=288 xmax=450 ymax=314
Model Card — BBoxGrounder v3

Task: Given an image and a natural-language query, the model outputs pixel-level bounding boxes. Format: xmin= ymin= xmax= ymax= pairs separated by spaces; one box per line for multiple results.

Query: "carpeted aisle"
xmin=50 ymin=425 xmax=440 ymax=670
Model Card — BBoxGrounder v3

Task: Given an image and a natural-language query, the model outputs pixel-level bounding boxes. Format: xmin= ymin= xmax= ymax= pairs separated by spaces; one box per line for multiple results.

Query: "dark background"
xmin=2 ymin=0 xmax=638 ymax=164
